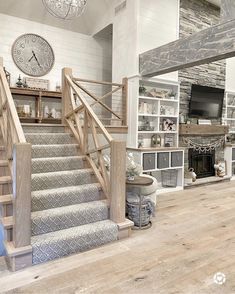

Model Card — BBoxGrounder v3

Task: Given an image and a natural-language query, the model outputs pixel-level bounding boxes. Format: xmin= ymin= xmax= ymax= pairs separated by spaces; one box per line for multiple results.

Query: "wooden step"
xmin=0 ymin=146 xmax=5 ymax=151
xmin=0 ymin=194 xmax=12 ymax=205
xmin=4 ymin=241 xmax=32 ymax=257
xmin=1 ymin=216 xmax=13 ymax=229
xmin=0 ymin=160 xmax=8 ymax=167
xmin=0 ymin=176 xmax=12 ymax=185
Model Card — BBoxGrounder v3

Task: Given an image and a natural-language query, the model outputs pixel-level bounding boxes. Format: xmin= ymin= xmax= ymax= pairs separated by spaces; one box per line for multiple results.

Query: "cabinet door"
xmin=157 ymin=152 xmax=169 ymax=169
xmin=171 ymin=151 xmax=183 ymax=167
xmin=232 ymin=148 xmax=235 ymax=161
xmin=143 ymin=153 xmax=156 ymax=171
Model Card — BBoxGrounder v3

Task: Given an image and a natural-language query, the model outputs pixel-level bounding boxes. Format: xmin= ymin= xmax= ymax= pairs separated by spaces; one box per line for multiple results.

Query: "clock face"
xmin=12 ymin=34 xmax=55 ymax=77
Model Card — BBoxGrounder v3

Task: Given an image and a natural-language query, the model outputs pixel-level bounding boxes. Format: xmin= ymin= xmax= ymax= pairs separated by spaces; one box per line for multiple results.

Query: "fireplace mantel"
xmin=179 ymin=124 xmax=229 ymax=136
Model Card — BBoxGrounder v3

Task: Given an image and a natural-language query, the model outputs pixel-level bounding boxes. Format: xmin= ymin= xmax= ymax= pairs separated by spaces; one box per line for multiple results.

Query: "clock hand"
xmin=32 ymin=50 xmax=41 ymax=67
xmin=28 ymin=55 xmax=34 ymax=62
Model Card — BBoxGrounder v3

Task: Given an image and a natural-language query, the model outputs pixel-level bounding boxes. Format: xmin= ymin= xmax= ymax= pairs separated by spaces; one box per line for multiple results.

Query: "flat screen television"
xmin=189 ymin=84 xmax=224 ymax=119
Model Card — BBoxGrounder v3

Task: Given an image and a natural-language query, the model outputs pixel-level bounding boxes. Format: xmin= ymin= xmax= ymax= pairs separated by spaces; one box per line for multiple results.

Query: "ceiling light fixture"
xmin=42 ymin=0 xmax=87 ymax=20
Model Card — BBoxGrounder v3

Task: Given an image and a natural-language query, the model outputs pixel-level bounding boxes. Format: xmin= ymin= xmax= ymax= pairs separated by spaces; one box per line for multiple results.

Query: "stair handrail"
xmin=62 ymin=68 xmax=128 ymax=229
xmin=0 ymin=57 xmax=32 ymax=269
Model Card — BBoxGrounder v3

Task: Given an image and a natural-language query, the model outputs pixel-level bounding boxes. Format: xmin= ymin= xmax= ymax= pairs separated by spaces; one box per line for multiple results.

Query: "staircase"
xmin=22 ymin=124 xmax=118 ymax=265
xmin=0 ymin=60 xmax=132 ymax=271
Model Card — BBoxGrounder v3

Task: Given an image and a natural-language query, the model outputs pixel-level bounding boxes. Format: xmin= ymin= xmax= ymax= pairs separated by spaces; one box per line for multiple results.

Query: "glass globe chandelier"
xmin=42 ymin=0 xmax=87 ymax=20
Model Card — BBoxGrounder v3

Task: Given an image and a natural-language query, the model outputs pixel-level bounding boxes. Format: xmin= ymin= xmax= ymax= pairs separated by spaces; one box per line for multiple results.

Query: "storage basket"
xmin=161 ymin=169 xmax=178 ymax=187
xmin=126 ymin=200 xmax=151 ymax=227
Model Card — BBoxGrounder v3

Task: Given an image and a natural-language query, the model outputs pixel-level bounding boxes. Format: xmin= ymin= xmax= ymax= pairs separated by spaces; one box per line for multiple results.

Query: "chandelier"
xmin=42 ymin=0 xmax=87 ymax=20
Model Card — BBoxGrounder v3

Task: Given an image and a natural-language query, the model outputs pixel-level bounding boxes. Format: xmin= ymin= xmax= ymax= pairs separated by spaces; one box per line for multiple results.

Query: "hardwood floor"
xmin=0 ymin=181 xmax=235 ymax=294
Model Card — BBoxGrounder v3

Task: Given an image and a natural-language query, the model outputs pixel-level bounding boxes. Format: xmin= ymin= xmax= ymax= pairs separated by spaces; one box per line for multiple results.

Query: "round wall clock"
xmin=12 ymin=33 xmax=55 ymax=77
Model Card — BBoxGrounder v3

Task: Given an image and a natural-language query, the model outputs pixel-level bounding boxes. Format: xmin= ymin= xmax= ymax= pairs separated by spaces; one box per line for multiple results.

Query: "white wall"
xmin=0 ymin=13 xmax=112 ymax=91
xmin=138 ymin=0 xmax=179 ymax=82
xmin=225 ymin=58 xmax=235 ymax=92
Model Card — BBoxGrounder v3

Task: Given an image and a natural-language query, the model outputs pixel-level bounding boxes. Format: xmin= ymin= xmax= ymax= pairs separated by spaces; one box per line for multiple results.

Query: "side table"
xmin=126 ymin=176 xmax=153 ymax=229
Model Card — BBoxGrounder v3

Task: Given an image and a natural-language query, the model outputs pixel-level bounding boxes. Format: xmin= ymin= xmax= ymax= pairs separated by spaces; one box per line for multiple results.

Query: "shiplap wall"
xmin=0 ymin=13 xmax=112 ymax=91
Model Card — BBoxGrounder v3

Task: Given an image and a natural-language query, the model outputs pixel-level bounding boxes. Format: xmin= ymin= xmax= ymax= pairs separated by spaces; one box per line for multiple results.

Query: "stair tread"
xmin=32 ymin=155 xmax=85 ymax=162
xmin=0 ymin=176 xmax=12 ymax=184
xmin=32 ymin=183 xmax=102 ymax=197
xmin=32 ymin=143 xmax=79 ymax=147
xmin=22 ymin=123 xmax=66 ymax=127
xmin=1 ymin=216 xmax=13 ymax=229
xmin=0 ymin=160 xmax=8 ymax=167
xmin=0 ymin=194 xmax=13 ymax=204
xmin=32 ymin=200 xmax=108 ymax=218
xmin=32 ymin=219 xmax=117 ymax=243
xmin=32 ymin=168 xmax=93 ymax=177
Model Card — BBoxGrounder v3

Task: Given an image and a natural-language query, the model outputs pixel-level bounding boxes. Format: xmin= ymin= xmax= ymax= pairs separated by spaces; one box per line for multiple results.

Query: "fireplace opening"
xmin=188 ymin=149 xmax=215 ymax=179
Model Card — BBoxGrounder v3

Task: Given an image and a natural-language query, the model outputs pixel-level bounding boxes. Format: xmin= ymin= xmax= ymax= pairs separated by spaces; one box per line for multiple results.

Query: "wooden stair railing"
xmin=62 ymin=68 xmax=133 ymax=238
xmin=0 ymin=57 xmax=32 ymax=271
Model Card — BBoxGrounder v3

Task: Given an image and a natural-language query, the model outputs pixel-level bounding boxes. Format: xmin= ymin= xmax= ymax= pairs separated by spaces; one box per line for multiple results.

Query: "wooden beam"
xmin=62 ymin=68 xmax=72 ymax=124
xmin=221 ymin=0 xmax=235 ymax=22
xmin=139 ymin=19 xmax=235 ymax=77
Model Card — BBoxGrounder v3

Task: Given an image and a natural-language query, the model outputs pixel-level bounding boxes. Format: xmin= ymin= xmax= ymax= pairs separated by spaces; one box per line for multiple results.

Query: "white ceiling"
xmin=0 ymin=0 xmax=115 ymax=35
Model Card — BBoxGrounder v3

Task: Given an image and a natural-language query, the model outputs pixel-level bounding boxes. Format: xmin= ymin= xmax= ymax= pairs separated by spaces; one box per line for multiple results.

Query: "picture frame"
xmin=164 ymin=134 xmax=174 ymax=147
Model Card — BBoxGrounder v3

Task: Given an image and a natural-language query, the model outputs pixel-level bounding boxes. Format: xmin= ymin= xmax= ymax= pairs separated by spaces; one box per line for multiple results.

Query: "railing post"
xmin=122 ymin=77 xmax=128 ymax=126
xmin=110 ymin=140 xmax=133 ymax=239
xmin=62 ymin=67 xmax=73 ymax=124
xmin=12 ymin=143 xmax=32 ymax=270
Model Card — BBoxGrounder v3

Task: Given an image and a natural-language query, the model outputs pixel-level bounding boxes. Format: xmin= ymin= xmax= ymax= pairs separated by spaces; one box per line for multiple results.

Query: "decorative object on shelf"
xmin=183 ymin=137 xmax=225 ymax=152
xmin=138 ymin=136 xmax=144 ymax=148
xmin=12 ymin=34 xmax=54 ymax=77
xmin=162 ymin=118 xmax=176 ymax=131
xmin=198 ymin=119 xmax=212 ymax=125
xmin=151 ymin=134 xmax=161 ymax=147
xmin=138 ymin=117 xmax=154 ymax=131
xmin=164 ymin=134 xmax=174 ymax=147
xmin=44 ymin=105 xmax=49 ymax=118
xmin=179 ymin=112 xmax=185 ymax=124
xmin=147 ymin=88 xmax=168 ymax=99
xmin=25 ymin=77 xmax=49 ymax=90
xmin=126 ymin=153 xmax=142 ymax=181
xmin=188 ymin=168 xmax=197 ymax=182
xmin=42 ymin=0 xmax=87 ymax=20
xmin=214 ymin=161 xmax=226 ymax=177
xmin=167 ymin=90 xmax=176 ymax=99
xmin=139 ymin=84 xmax=146 ymax=95
xmin=16 ymin=75 xmax=23 ymax=88
xmin=56 ymin=82 xmax=61 ymax=92
xmin=3 ymin=67 xmax=11 ymax=86
xmin=160 ymin=105 xmax=165 ymax=115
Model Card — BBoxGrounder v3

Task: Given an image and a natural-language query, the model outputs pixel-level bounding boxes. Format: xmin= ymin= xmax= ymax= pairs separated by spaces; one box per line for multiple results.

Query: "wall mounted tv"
xmin=189 ymin=84 xmax=224 ymax=119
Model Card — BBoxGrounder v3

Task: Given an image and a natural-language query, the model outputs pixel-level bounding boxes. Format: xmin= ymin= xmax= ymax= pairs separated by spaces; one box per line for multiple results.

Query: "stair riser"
xmin=26 ymin=134 xmax=74 ymax=145
xmin=32 ymin=204 xmax=109 ymax=236
xmin=32 ymin=157 xmax=87 ymax=174
xmin=32 ymin=221 xmax=118 ymax=264
xmin=23 ymin=126 xmax=65 ymax=133
xmin=32 ymin=185 xmax=102 ymax=212
xmin=31 ymin=171 xmax=96 ymax=191
xmin=32 ymin=145 xmax=80 ymax=158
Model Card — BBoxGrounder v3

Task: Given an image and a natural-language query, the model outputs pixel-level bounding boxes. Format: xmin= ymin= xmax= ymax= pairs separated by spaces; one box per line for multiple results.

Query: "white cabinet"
xmin=127 ymin=148 xmax=184 ymax=194
xmin=127 ymin=76 xmax=180 ymax=148
xmin=224 ymin=145 xmax=235 ymax=179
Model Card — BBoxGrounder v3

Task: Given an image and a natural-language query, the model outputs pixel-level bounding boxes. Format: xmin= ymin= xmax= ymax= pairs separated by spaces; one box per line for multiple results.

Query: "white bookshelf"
xmin=225 ymin=91 xmax=235 ymax=133
xmin=224 ymin=145 xmax=235 ymax=180
xmin=127 ymin=76 xmax=180 ymax=149
xmin=127 ymin=148 xmax=184 ymax=194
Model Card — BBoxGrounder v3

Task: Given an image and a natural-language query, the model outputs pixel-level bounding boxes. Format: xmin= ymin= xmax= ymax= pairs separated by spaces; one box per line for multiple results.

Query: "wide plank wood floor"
xmin=0 ymin=181 xmax=235 ymax=294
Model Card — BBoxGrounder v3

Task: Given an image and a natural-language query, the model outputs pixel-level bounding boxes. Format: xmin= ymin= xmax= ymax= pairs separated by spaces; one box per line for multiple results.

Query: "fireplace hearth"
xmin=188 ymin=149 xmax=215 ymax=179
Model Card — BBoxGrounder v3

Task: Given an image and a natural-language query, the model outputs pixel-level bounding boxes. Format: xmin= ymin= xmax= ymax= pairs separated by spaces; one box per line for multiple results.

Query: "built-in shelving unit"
xmin=127 ymin=148 xmax=184 ymax=194
xmin=127 ymin=76 xmax=180 ymax=148
xmin=225 ymin=91 xmax=235 ymax=133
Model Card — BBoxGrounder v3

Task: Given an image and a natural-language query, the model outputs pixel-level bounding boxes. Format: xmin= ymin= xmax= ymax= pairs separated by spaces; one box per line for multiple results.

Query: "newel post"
xmin=62 ymin=67 xmax=73 ymax=124
xmin=110 ymin=140 xmax=133 ymax=239
xmin=12 ymin=143 xmax=32 ymax=270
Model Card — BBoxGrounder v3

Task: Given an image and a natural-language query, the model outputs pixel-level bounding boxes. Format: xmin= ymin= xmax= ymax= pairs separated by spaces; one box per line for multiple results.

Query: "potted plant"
xmin=139 ymin=84 xmax=147 ymax=96
xmin=167 ymin=90 xmax=177 ymax=99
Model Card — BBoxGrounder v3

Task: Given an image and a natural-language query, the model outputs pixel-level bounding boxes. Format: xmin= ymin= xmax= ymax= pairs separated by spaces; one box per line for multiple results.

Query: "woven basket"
xmin=126 ymin=200 xmax=151 ymax=227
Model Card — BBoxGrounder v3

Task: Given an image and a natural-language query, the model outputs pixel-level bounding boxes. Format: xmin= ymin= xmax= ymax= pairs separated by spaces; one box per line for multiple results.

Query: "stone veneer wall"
xmin=179 ymin=0 xmax=226 ymax=124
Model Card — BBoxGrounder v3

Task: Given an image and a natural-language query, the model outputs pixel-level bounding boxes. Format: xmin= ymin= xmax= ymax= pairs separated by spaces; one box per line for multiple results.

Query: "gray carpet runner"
xmin=23 ymin=124 xmax=118 ymax=265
